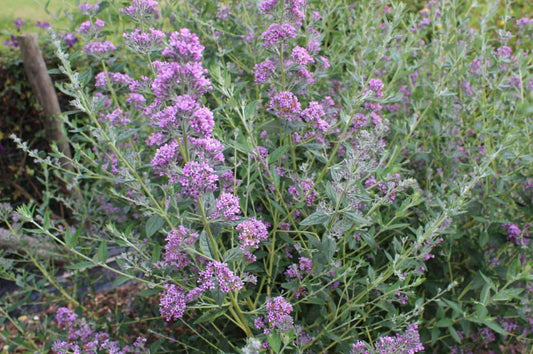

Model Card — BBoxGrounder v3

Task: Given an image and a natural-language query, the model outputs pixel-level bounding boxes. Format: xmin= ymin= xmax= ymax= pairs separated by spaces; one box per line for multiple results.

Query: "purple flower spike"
xmin=261 ymin=23 xmax=297 ymax=48
xmin=36 ymin=21 xmax=51 ymax=29
xmin=267 ymin=91 xmax=302 ymax=121
xmin=56 ymin=307 xmax=78 ymax=328
xmin=212 ymin=193 xmax=241 ymax=221
xmin=159 ymin=284 xmax=187 ymax=321
xmin=236 ymin=217 xmax=269 ymax=251
xmin=78 ymin=3 xmax=99 ymax=15
xmin=291 ymin=46 xmax=315 ymax=65
xmin=83 ymin=40 xmax=116 ymax=56
xmin=266 ymin=296 xmax=294 ymax=333
xmin=121 ymin=0 xmax=160 ymax=21
xmin=163 ymin=28 xmax=205 ymax=62
xmin=13 ymin=18 xmax=26 ymax=32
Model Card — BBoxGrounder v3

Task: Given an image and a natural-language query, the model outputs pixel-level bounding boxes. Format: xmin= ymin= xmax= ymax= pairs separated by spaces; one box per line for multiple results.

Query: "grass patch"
xmin=0 ymin=0 xmax=75 ymax=45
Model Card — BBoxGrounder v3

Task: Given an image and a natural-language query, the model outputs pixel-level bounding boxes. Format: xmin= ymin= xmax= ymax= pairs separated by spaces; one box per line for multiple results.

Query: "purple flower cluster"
xmin=164 ymin=226 xmax=200 ymax=268
xmin=121 ymin=0 xmax=160 ymax=21
xmin=291 ymin=46 xmax=314 ymax=65
xmin=13 ymin=18 xmax=26 ymax=32
xmin=151 ymin=141 xmax=180 ymax=182
xmin=267 ymin=91 xmax=302 ymax=121
xmin=151 ymin=61 xmax=211 ymax=101
xmin=254 ymin=0 xmax=337 ymax=149
xmin=150 ymin=95 xmax=197 ymax=129
xmin=62 ymin=33 xmax=77 ymax=48
xmin=36 ymin=21 xmax=51 ymax=29
xmin=159 ymin=284 xmax=187 ymax=321
xmin=502 ymin=223 xmax=529 ymax=245
xmin=78 ymin=3 xmax=99 ymax=15
xmin=160 ymin=261 xmax=244 ymax=323
xmin=95 ymin=72 xmax=135 ymax=89
xmin=211 ymin=193 xmax=241 ymax=221
xmin=77 ymin=19 xmax=105 ymax=34
xmin=301 ymin=101 xmax=329 ymax=132
xmin=284 ymin=0 xmax=306 ymax=25
xmin=236 ymin=218 xmax=269 ymax=261
xmin=101 ymin=108 xmax=130 ymax=126
xmin=255 ymin=296 xmax=294 ymax=334
xmin=254 ymin=59 xmax=276 ymax=83
xmin=216 ymin=5 xmax=232 ymax=19
xmin=258 ymin=0 xmax=305 ymax=24
xmin=285 ymin=256 xmax=312 ymax=279
xmin=189 ymin=137 xmax=225 ymax=163
xmin=191 ymin=107 xmax=215 ymax=137
xmin=163 ymin=28 xmax=205 ymax=62
xmin=197 ymin=260 xmax=244 ymax=293
xmin=516 ymin=17 xmax=532 ymax=26
xmin=368 ymin=78 xmax=384 ymax=97
xmin=288 ymin=177 xmax=317 ymax=206
xmin=261 ymin=23 xmax=297 ymax=48
xmin=56 ymin=307 xmax=77 ymax=326
xmin=53 ymin=307 xmax=147 ymax=353
xmin=179 ymin=161 xmax=219 ymax=197
xmin=123 ymin=28 xmax=165 ymax=53
xmin=258 ymin=0 xmax=278 ymax=13
xmin=351 ymin=324 xmax=423 ymax=354
xmin=83 ymin=40 xmax=116 ymax=56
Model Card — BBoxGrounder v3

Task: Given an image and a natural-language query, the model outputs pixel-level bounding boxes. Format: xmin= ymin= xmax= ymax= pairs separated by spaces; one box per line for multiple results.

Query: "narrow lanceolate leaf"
xmin=199 ymin=231 xmax=212 ymax=258
xmin=300 ymin=211 xmax=331 ymax=226
xmin=145 ymin=215 xmax=165 ymax=238
xmin=343 ymin=211 xmax=371 ymax=226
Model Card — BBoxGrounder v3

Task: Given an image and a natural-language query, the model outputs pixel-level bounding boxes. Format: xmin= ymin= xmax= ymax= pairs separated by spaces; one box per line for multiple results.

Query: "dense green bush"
xmin=1 ymin=0 xmax=531 ymax=352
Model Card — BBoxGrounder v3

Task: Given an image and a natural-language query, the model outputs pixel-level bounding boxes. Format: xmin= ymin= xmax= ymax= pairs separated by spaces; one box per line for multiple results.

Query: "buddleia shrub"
xmin=2 ymin=0 xmax=531 ymax=352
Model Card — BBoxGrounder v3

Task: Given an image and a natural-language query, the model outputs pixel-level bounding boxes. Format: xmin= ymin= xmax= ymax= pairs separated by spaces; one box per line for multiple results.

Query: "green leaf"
xmin=492 ymin=288 xmax=523 ymax=301
xmin=149 ymin=339 xmax=164 ymax=353
xmin=315 ymin=236 xmax=336 ymax=265
xmin=269 ymin=200 xmax=285 ymax=214
xmin=506 ymin=257 xmax=521 ymax=281
xmin=112 ymin=276 xmax=130 ymax=287
xmin=300 ymin=211 xmax=330 ymax=226
xmin=211 ymin=287 xmax=226 ymax=306
xmin=199 ymin=231 xmax=212 ymax=258
xmin=151 ymin=243 xmax=161 ymax=263
xmin=474 ymin=304 xmax=488 ymax=320
xmin=436 ymin=318 xmax=454 ymax=327
xmin=385 ymin=223 xmax=410 ymax=230
xmin=325 ymin=182 xmax=338 ymax=204
xmin=481 ymin=320 xmax=507 ymax=335
xmin=442 ymin=298 xmax=463 ymax=315
xmin=267 ymin=333 xmax=281 ymax=353
xmin=268 ymin=145 xmax=289 ymax=164
xmin=449 ymin=326 xmax=461 ymax=343
xmin=270 ymin=165 xmax=280 ymax=188
xmin=480 ymin=283 xmax=491 ymax=305
xmin=97 ymin=241 xmax=108 ymax=262
xmin=430 ymin=327 xmax=440 ymax=344
xmin=64 ymin=227 xmax=78 ymax=248
xmin=223 ymin=248 xmax=244 ymax=263
xmin=244 ymin=100 xmax=257 ymax=120
xmin=145 ymin=215 xmax=165 ymax=238
xmin=360 ymin=232 xmax=377 ymax=252
xmin=343 ymin=211 xmax=371 ymax=226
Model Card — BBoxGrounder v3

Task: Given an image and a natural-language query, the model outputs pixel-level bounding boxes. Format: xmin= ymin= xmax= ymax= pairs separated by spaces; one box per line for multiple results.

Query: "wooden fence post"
xmin=17 ymin=34 xmax=82 ymax=202
xmin=17 ymin=34 xmax=73 ymax=162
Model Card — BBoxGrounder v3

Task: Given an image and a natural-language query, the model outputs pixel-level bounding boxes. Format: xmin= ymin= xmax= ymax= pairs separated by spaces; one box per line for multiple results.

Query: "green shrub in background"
xmin=1 ymin=0 xmax=531 ymax=352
